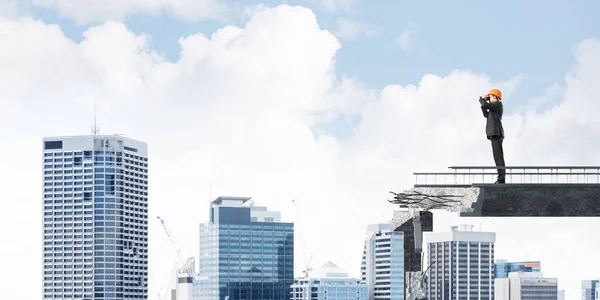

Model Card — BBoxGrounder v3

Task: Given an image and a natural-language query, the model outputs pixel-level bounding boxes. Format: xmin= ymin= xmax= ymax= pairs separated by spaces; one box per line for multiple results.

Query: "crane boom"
xmin=291 ymin=200 xmax=312 ymax=278
xmin=157 ymin=216 xmax=198 ymax=286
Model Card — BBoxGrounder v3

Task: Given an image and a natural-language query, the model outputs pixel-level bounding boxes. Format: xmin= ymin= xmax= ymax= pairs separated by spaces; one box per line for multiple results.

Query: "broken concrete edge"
xmin=406 ymin=271 xmax=427 ymax=299
xmin=395 ymin=183 xmax=600 ymax=218
xmin=392 ymin=187 xmax=481 ymax=217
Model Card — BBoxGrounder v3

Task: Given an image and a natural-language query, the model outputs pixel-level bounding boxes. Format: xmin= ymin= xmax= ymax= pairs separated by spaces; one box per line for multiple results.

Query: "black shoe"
xmin=494 ymin=180 xmax=505 ymax=184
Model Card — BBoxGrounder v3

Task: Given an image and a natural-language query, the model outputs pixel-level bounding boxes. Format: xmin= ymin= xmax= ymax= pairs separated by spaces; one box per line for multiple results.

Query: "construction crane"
xmin=157 ymin=216 xmax=198 ymax=286
xmin=291 ymin=200 xmax=313 ymax=278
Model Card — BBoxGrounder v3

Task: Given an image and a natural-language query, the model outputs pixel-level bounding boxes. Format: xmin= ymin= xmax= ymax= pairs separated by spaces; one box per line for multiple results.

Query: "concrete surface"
xmin=395 ymin=184 xmax=600 ymax=217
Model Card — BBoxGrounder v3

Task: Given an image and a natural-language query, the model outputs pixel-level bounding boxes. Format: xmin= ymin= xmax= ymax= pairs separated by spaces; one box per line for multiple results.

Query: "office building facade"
xmin=583 ymin=280 xmax=599 ymax=300
xmin=424 ymin=224 xmax=495 ymax=300
xmin=197 ymin=196 xmax=294 ymax=300
xmin=291 ymin=261 xmax=368 ymax=300
xmin=495 ymin=272 xmax=557 ymax=300
xmin=361 ymin=223 xmax=404 ymax=300
xmin=42 ymin=135 xmax=149 ymax=299
xmin=495 ymin=260 xmax=541 ymax=278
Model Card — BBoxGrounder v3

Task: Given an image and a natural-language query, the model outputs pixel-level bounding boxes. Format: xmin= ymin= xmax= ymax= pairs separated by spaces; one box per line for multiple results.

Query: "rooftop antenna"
xmin=91 ymin=102 xmax=99 ymax=135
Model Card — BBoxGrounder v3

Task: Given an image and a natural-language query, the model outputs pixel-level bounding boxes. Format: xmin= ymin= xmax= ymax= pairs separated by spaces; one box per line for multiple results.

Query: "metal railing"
xmin=414 ymin=166 xmax=600 ymax=186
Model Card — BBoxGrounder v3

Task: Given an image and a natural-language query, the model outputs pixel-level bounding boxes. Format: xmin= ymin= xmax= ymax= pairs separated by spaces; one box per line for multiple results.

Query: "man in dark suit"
xmin=479 ymin=89 xmax=505 ymax=184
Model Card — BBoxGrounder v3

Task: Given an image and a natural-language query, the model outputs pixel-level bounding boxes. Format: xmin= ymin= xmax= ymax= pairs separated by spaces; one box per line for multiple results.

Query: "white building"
xmin=558 ymin=289 xmax=564 ymax=300
xmin=42 ymin=135 xmax=149 ymax=299
xmin=495 ymin=272 xmax=557 ymax=300
xmin=291 ymin=261 xmax=368 ymax=300
xmin=424 ymin=224 xmax=495 ymax=300
xmin=162 ymin=258 xmax=197 ymax=300
xmin=176 ymin=258 xmax=196 ymax=300
xmin=360 ymin=223 xmax=404 ymax=300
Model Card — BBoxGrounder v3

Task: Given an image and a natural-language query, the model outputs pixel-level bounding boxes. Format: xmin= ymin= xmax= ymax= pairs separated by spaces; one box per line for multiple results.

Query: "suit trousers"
xmin=490 ymin=136 xmax=506 ymax=182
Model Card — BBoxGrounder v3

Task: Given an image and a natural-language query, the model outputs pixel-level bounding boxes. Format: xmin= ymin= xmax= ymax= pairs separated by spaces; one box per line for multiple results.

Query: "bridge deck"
xmin=396 ymin=166 xmax=600 ymax=217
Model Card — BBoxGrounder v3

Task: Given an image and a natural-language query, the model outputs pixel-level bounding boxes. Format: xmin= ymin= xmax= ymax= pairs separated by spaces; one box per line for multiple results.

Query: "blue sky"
xmin=30 ymin=0 xmax=600 ymax=102
xmin=27 ymin=0 xmax=600 ymax=139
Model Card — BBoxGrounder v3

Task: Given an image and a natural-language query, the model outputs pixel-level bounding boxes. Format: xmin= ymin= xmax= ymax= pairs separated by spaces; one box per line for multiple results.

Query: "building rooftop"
xmin=308 ymin=261 xmax=351 ymax=279
xmin=211 ymin=196 xmax=252 ymax=205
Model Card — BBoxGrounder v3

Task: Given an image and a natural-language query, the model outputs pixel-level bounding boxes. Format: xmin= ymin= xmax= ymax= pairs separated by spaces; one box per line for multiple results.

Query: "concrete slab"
xmin=398 ymin=184 xmax=600 ymax=217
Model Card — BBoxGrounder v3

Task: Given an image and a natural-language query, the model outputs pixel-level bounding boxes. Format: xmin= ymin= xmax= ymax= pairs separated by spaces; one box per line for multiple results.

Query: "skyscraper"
xmin=582 ymin=280 xmax=599 ymax=300
xmin=495 ymin=260 xmax=542 ymax=278
xmin=42 ymin=135 xmax=149 ymax=299
xmin=361 ymin=223 xmax=405 ymax=300
xmin=197 ymin=196 xmax=294 ymax=300
xmin=291 ymin=261 xmax=368 ymax=300
xmin=424 ymin=224 xmax=495 ymax=300
xmin=495 ymin=272 xmax=557 ymax=300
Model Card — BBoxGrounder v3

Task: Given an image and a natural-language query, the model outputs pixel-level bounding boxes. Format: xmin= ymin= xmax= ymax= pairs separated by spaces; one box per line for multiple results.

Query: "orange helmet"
xmin=488 ymin=88 xmax=502 ymax=100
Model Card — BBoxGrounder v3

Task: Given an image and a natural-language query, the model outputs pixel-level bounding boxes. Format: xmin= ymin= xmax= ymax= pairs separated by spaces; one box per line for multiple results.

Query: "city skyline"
xmin=2 ymin=1 xmax=600 ymax=300
xmin=35 ymin=135 xmax=600 ymax=300
xmin=34 ymin=132 xmax=600 ymax=300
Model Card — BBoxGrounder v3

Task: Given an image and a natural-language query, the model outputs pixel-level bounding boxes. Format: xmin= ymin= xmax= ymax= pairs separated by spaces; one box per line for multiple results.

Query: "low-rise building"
xmin=495 ymin=271 xmax=557 ymax=300
xmin=291 ymin=261 xmax=368 ymax=300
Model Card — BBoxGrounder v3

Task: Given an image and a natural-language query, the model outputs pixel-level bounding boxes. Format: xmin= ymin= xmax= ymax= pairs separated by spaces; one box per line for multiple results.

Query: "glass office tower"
xmin=495 ymin=260 xmax=541 ymax=278
xmin=197 ymin=196 xmax=294 ymax=300
xmin=360 ymin=223 xmax=405 ymax=300
xmin=42 ymin=135 xmax=148 ymax=299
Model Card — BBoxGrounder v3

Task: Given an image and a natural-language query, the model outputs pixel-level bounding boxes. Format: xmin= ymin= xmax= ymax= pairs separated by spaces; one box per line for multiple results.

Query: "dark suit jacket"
xmin=479 ymin=98 xmax=504 ymax=139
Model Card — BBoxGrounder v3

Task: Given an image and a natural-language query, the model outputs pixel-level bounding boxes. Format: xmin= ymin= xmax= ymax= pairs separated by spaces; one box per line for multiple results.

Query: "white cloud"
xmin=0 ymin=0 xmax=27 ymax=18
xmin=334 ymin=17 xmax=379 ymax=40
xmin=397 ymin=22 xmax=418 ymax=50
xmin=1 ymin=4 xmax=600 ymax=300
xmin=30 ymin=0 xmax=230 ymax=24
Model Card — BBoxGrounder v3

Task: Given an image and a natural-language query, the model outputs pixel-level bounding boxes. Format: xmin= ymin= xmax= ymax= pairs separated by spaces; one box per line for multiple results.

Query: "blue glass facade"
xmin=361 ymin=224 xmax=404 ymax=300
xmin=42 ymin=136 xmax=148 ymax=300
xmin=582 ymin=280 xmax=599 ymax=300
xmin=494 ymin=261 xmax=541 ymax=278
xmin=198 ymin=197 xmax=294 ymax=300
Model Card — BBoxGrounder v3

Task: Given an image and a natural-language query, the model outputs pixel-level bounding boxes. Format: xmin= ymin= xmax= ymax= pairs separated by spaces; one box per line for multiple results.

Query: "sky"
xmin=1 ymin=0 xmax=600 ymax=299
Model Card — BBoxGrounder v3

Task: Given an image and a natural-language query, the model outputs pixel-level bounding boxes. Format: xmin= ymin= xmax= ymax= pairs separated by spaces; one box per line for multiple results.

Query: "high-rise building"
xmin=42 ymin=135 xmax=149 ymax=299
xmin=582 ymin=280 xmax=599 ymax=300
xmin=291 ymin=261 xmax=368 ymax=300
xmin=196 ymin=196 xmax=294 ymax=300
xmin=495 ymin=272 xmax=557 ymax=300
xmin=424 ymin=224 xmax=495 ymax=300
xmin=495 ymin=260 xmax=541 ymax=278
xmin=558 ymin=289 xmax=565 ymax=300
xmin=360 ymin=223 xmax=405 ymax=300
